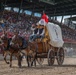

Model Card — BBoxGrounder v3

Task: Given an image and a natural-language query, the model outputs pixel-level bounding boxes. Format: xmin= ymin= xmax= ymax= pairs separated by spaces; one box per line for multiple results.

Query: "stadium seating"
xmin=0 ymin=10 xmax=76 ymax=43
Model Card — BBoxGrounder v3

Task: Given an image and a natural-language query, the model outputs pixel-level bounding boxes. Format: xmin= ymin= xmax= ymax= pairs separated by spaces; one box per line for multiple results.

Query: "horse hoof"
xmin=28 ymin=65 xmax=30 ymax=67
xmin=7 ymin=62 xmax=9 ymax=64
xmin=10 ymin=65 xmax=12 ymax=68
xmin=19 ymin=66 xmax=21 ymax=68
xmin=19 ymin=65 xmax=22 ymax=68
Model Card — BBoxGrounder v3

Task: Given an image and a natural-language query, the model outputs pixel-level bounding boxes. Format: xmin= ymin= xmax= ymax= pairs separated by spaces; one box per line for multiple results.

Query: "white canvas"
xmin=46 ymin=22 xmax=64 ymax=47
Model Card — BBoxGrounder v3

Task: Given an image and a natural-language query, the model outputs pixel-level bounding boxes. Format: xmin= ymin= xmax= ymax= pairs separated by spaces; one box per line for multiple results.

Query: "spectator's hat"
xmin=0 ymin=20 xmax=4 ymax=23
xmin=36 ymin=22 xmax=40 ymax=28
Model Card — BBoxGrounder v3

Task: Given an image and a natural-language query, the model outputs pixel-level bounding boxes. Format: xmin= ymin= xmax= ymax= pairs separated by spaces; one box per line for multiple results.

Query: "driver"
xmin=29 ymin=24 xmax=39 ymax=42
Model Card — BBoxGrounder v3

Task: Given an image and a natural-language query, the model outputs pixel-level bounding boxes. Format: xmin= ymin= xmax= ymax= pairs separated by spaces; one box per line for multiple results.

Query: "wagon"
xmin=31 ymin=22 xmax=64 ymax=66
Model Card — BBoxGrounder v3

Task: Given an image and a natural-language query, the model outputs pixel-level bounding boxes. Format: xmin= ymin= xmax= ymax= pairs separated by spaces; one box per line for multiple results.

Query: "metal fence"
xmin=64 ymin=42 xmax=76 ymax=57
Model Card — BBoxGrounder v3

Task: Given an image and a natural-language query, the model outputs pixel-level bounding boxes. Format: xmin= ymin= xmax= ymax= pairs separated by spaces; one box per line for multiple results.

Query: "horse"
xmin=9 ymin=31 xmax=38 ymax=67
xmin=20 ymin=41 xmax=38 ymax=67
xmin=1 ymin=34 xmax=22 ymax=68
xmin=12 ymin=35 xmax=37 ymax=67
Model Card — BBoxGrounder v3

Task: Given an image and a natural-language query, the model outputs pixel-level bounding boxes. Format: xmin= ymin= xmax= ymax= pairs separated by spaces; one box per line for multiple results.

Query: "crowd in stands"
xmin=2 ymin=10 xmax=40 ymax=29
xmin=62 ymin=25 xmax=76 ymax=42
xmin=0 ymin=10 xmax=76 ymax=43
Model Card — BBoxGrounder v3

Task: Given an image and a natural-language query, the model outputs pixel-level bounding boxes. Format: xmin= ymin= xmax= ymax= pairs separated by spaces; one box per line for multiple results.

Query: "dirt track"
xmin=0 ymin=57 xmax=76 ymax=75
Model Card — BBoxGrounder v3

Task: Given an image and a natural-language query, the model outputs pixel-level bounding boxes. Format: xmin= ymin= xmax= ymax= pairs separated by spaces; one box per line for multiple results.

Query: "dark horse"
xmin=1 ymin=34 xmax=22 ymax=68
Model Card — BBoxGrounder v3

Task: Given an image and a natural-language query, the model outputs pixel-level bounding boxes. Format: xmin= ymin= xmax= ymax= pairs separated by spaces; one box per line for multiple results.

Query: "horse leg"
xmin=26 ymin=55 xmax=34 ymax=67
xmin=34 ymin=54 xmax=37 ymax=67
xmin=31 ymin=57 xmax=36 ymax=67
xmin=18 ymin=55 xmax=22 ymax=68
xmin=31 ymin=58 xmax=34 ymax=66
xmin=10 ymin=54 xmax=12 ymax=67
xmin=34 ymin=57 xmax=36 ymax=67
xmin=26 ymin=56 xmax=30 ymax=67
xmin=3 ymin=52 xmax=9 ymax=64
xmin=31 ymin=53 xmax=37 ymax=67
xmin=14 ymin=53 xmax=22 ymax=68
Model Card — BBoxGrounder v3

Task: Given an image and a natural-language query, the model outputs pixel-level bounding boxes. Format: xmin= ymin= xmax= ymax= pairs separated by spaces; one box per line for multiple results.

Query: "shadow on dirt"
xmin=11 ymin=64 xmax=76 ymax=69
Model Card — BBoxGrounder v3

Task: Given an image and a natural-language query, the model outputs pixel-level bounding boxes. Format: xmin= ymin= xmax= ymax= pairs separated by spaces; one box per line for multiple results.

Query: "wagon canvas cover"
xmin=46 ymin=22 xmax=64 ymax=47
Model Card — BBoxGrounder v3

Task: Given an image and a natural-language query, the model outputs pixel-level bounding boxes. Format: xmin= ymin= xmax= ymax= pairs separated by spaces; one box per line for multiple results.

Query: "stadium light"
xmin=39 ymin=0 xmax=55 ymax=5
xmin=24 ymin=0 xmax=32 ymax=2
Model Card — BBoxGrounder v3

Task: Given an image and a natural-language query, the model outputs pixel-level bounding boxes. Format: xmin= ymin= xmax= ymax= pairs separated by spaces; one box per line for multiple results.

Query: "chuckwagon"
xmin=32 ymin=22 xmax=64 ymax=66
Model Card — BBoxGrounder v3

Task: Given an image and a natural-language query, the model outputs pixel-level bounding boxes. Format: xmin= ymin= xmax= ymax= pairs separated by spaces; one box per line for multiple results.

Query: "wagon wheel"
xmin=48 ymin=50 xmax=55 ymax=66
xmin=37 ymin=58 xmax=44 ymax=65
xmin=57 ymin=48 xmax=64 ymax=65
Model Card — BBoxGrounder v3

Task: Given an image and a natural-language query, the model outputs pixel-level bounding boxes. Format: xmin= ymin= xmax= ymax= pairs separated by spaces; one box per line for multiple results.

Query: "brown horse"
xmin=20 ymin=41 xmax=37 ymax=67
xmin=1 ymin=35 xmax=22 ymax=68
xmin=7 ymin=31 xmax=38 ymax=67
xmin=11 ymin=32 xmax=23 ymax=47
xmin=11 ymin=32 xmax=37 ymax=67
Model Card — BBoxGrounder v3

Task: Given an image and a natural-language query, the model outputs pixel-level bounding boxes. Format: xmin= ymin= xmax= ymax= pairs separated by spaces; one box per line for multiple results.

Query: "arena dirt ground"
xmin=0 ymin=57 xmax=76 ymax=75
